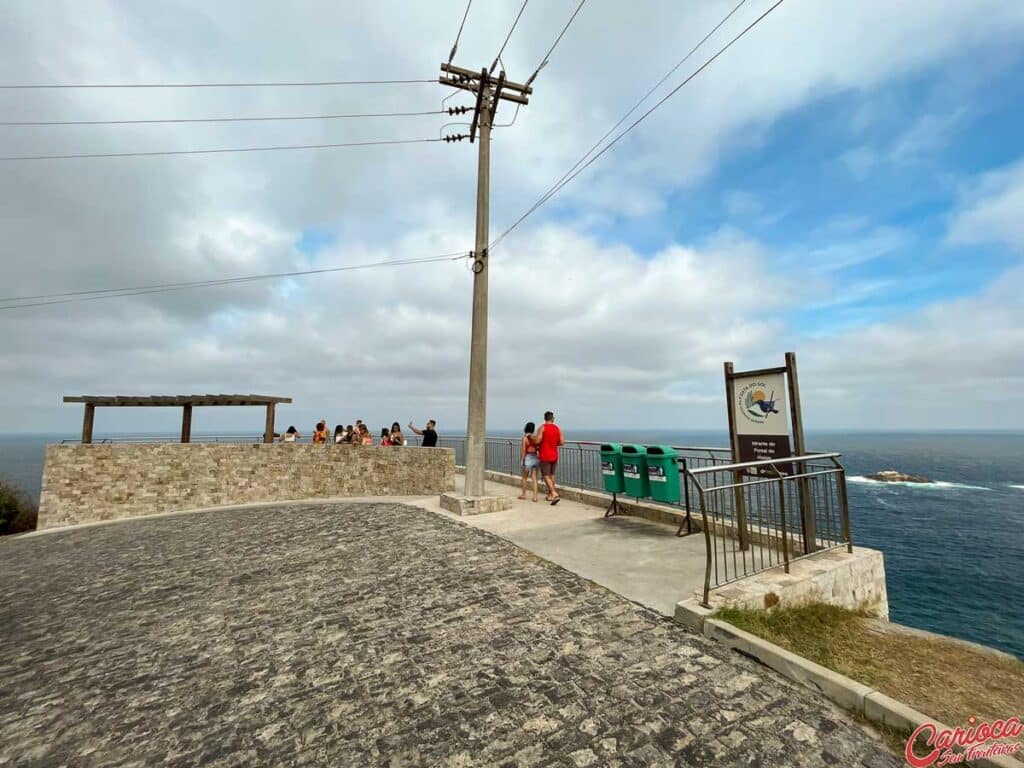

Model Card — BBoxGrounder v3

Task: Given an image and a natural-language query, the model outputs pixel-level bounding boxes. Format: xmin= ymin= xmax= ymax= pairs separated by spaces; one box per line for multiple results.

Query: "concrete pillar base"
xmin=439 ymin=493 xmax=513 ymax=517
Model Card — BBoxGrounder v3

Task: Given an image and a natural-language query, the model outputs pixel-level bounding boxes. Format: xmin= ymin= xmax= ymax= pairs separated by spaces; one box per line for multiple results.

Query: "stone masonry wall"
xmin=701 ymin=547 xmax=889 ymax=619
xmin=39 ymin=444 xmax=456 ymax=529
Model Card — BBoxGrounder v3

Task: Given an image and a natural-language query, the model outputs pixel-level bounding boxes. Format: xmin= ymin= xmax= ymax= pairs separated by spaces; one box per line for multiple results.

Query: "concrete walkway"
xmin=409 ymin=476 xmax=708 ymax=616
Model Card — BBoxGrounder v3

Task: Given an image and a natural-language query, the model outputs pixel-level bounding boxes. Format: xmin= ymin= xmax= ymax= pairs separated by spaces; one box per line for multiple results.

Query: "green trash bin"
xmin=645 ymin=445 xmax=680 ymax=503
xmin=621 ymin=444 xmax=650 ymax=498
xmin=599 ymin=443 xmax=625 ymax=494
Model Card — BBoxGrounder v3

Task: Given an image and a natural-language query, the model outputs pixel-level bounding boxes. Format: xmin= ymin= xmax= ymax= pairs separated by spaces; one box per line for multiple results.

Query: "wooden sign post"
xmin=724 ymin=353 xmax=815 ymax=554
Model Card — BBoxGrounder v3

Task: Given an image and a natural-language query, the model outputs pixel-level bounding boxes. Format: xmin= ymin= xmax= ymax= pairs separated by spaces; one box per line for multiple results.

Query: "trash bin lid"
xmin=621 ymin=444 xmax=646 ymax=454
xmin=646 ymin=445 xmax=677 ymax=457
xmin=600 ymin=443 xmax=622 ymax=453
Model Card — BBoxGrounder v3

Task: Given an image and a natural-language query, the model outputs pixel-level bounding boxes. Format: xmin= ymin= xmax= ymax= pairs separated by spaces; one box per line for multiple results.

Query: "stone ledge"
xmin=674 ymin=598 xmax=714 ymax=633
xmin=439 ymin=493 xmax=513 ymax=517
xmin=700 ymin=617 xmax=1024 ymax=768
xmin=696 ymin=546 xmax=889 ymax=620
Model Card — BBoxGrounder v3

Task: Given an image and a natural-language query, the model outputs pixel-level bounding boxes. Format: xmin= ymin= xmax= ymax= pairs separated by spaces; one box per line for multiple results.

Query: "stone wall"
xmin=699 ymin=547 xmax=889 ymax=619
xmin=39 ymin=444 xmax=456 ymax=529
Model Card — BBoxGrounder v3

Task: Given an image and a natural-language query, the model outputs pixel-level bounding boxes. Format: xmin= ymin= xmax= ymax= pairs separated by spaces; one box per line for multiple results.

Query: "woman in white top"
xmin=280 ymin=425 xmax=301 ymax=443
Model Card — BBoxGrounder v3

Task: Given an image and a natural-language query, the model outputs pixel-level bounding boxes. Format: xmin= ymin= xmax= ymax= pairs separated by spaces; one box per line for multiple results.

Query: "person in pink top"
xmin=534 ymin=411 xmax=564 ymax=505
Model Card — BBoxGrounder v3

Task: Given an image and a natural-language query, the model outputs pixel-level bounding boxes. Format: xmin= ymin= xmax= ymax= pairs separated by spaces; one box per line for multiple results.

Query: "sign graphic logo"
xmin=744 ymin=388 xmax=779 ymax=420
xmin=731 ymin=370 xmax=792 ymax=469
xmin=737 ymin=378 xmax=786 ymax=427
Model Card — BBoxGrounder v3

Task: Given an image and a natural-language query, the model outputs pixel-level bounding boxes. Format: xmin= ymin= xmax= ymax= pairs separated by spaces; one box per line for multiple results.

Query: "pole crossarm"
xmin=440 ymin=62 xmax=532 ymax=95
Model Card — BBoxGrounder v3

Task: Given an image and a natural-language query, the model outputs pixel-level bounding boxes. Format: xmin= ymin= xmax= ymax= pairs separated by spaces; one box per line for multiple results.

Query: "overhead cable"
xmin=0 ymin=136 xmax=443 ymax=162
xmin=490 ymin=0 xmax=530 ymax=72
xmin=0 ymin=253 xmax=470 ymax=310
xmin=525 ymin=0 xmax=589 ymax=86
xmin=0 ymin=109 xmax=452 ymax=127
xmin=448 ymin=0 xmax=475 ymax=63
xmin=491 ymin=0 xmax=779 ymax=250
xmin=0 ymin=78 xmax=436 ymax=89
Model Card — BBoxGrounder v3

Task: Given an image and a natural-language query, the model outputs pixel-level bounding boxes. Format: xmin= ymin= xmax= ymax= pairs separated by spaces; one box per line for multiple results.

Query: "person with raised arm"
xmin=408 ymin=419 xmax=438 ymax=448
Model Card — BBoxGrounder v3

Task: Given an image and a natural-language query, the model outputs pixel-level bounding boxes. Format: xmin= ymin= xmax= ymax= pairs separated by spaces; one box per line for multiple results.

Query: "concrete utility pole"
xmin=439 ymin=63 xmax=531 ymax=496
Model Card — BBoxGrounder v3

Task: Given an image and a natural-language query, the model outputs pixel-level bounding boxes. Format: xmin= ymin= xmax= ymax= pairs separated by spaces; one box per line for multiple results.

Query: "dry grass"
xmin=716 ymin=603 xmax=1023 ymax=728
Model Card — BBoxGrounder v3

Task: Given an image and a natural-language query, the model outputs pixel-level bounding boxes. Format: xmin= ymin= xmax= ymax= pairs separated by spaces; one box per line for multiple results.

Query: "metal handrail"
xmin=686 ymin=452 xmax=840 ymax=479
xmin=443 ymin=435 xmax=731 ymax=453
xmin=685 ymin=452 xmax=853 ymax=607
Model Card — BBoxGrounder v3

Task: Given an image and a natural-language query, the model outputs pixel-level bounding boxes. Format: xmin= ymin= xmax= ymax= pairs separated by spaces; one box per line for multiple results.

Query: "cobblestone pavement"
xmin=0 ymin=504 xmax=898 ymax=767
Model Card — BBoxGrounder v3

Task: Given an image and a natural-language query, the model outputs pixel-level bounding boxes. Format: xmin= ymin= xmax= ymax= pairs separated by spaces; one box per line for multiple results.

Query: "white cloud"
xmin=1 ymin=0 xmax=1023 ymax=434
xmin=948 ymin=158 xmax=1024 ymax=252
xmin=801 ymin=265 xmax=1024 ymax=429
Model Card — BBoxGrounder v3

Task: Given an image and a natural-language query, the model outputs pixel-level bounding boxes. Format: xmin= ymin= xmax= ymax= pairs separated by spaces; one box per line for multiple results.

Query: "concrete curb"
xmin=698 ymin=616 xmax=1024 ymax=768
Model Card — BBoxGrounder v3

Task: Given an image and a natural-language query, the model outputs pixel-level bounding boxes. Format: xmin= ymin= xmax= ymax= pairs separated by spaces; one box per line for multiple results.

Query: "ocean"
xmin=2 ymin=430 xmax=1021 ymax=659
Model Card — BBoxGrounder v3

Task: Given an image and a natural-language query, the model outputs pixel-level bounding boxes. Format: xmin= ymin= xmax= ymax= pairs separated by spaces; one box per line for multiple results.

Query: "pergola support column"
xmin=181 ymin=405 xmax=193 ymax=443
xmin=264 ymin=404 xmax=275 ymax=444
xmin=82 ymin=404 xmax=95 ymax=444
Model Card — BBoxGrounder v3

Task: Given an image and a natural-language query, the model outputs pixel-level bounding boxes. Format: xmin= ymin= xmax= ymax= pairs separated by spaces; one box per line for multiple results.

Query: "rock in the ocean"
xmin=867 ymin=470 xmax=933 ymax=484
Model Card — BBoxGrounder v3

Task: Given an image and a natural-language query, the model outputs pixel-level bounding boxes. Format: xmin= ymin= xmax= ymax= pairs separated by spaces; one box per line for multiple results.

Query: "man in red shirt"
xmin=535 ymin=411 xmax=564 ymax=505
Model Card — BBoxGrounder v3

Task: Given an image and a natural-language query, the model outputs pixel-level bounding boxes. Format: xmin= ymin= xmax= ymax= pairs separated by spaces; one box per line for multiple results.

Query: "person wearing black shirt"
xmin=408 ymin=419 xmax=438 ymax=447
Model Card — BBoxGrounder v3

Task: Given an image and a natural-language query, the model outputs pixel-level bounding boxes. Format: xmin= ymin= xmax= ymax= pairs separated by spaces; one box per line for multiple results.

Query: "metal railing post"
xmin=677 ymin=458 xmax=692 ymax=537
xmin=695 ymin=482 xmax=714 ymax=608
xmin=776 ymin=472 xmax=790 ymax=574
xmin=837 ymin=466 xmax=853 ymax=553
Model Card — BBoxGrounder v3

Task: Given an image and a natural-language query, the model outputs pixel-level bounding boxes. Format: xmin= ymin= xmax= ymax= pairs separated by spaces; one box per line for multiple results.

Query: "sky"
xmin=1 ymin=0 xmax=1023 ymax=435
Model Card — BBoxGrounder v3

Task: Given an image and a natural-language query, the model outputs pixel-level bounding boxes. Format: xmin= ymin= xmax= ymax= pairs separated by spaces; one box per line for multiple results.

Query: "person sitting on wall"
xmin=280 ymin=426 xmax=300 ymax=443
xmin=333 ymin=425 xmax=346 ymax=444
xmin=379 ymin=428 xmax=393 ymax=446
xmin=408 ymin=419 xmax=438 ymax=447
xmin=312 ymin=420 xmax=329 ymax=444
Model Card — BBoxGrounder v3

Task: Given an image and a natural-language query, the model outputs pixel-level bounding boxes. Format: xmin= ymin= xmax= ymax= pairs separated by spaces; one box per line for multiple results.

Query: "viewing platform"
xmin=0 ymin=494 xmax=899 ymax=766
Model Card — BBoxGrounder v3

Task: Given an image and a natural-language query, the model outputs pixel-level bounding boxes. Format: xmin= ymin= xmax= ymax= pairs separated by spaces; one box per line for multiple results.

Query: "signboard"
xmin=601 ymin=460 xmax=616 ymax=476
xmin=732 ymin=371 xmax=792 ymax=471
xmin=724 ymin=352 xmax=812 ymax=550
xmin=726 ymin=359 xmax=804 ymax=476
xmin=648 ymin=465 xmax=668 ymax=483
xmin=623 ymin=462 xmax=641 ymax=480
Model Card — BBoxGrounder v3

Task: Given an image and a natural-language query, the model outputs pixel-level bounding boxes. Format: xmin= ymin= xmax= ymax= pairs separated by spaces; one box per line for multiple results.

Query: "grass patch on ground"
xmin=715 ymin=603 xmax=1023 ymax=729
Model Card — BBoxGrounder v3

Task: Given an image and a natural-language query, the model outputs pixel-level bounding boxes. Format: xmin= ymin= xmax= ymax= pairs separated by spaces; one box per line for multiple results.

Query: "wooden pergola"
xmin=63 ymin=394 xmax=293 ymax=444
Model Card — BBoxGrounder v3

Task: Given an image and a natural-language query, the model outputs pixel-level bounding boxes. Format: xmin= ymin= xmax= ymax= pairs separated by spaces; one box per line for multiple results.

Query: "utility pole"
xmin=439 ymin=62 xmax=531 ymax=496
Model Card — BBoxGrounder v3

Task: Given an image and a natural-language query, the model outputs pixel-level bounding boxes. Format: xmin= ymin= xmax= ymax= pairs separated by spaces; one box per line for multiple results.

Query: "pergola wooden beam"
xmin=63 ymin=394 xmax=292 ymax=444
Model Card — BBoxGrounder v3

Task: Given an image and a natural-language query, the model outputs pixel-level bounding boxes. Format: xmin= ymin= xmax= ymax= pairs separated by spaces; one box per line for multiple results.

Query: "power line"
xmin=0 ymin=252 xmax=470 ymax=310
xmin=0 ymin=109 xmax=448 ymax=127
xmin=525 ymin=0 xmax=589 ymax=87
xmin=0 ymin=136 xmax=443 ymax=161
xmin=448 ymin=0 xmax=474 ymax=64
xmin=490 ymin=0 xmax=530 ymax=72
xmin=0 ymin=78 xmax=435 ymax=89
xmin=495 ymin=0 xmax=749 ymax=241
xmin=491 ymin=0 xmax=780 ymax=250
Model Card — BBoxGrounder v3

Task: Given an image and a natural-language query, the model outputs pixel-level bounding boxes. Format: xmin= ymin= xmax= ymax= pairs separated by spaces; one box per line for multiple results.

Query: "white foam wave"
xmin=849 ymin=476 xmax=991 ymax=491
xmin=1009 ymin=484 xmax=1024 ymax=491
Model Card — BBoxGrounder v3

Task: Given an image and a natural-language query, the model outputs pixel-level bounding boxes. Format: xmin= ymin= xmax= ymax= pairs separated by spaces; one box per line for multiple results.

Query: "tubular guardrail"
xmin=685 ymin=453 xmax=852 ymax=607
xmin=63 ymin=435 xmax=264 ymax=444
xmin=431 ymin=435 xmax=733 ymax=536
